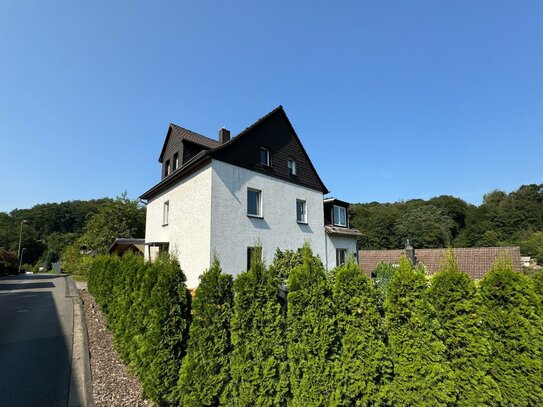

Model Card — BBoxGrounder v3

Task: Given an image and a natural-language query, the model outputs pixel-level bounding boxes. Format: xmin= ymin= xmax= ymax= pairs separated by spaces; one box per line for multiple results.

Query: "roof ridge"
xmin=169 ymin=123 xmax=221 ymax=145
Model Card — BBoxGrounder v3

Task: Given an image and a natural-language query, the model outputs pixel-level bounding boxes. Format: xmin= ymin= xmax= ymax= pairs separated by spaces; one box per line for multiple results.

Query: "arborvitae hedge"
xmin=479 ymin=258 xmax=543 ymax=406
xmin=287 ymin=245 xmax=337 ymax=406
xmin=225 ymin=247 xmax=288 ymax=406
xmin=88 ymin=253 xmax=191 ymax=406
xmin=178 ymin=257 xmax=234 ymax=406
xmin=533 ymin=271 xmax=543 ymax=312
xmin=428 ymin=250 xmax=501 ymax=406
xmin=382 ymin=256 xmax=455 ymax=406
xmin=330 ymin=259 xmax=387 ymax=406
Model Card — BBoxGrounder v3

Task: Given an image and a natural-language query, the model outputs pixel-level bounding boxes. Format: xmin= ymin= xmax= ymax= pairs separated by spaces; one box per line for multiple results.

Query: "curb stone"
xmin=67 ymin=276 xmax=94 ymax=407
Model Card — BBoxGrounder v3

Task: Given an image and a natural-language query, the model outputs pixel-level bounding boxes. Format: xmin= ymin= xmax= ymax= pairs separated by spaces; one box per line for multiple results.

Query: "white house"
xmin=140 ymin=106 xmax=361 ymax=287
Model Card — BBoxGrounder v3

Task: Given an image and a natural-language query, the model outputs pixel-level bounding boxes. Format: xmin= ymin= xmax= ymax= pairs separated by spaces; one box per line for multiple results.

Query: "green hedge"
xmin=88 ymin=253 xmax=191 ymax=406
xmin=88 ymin=250 xmax=543 ymax=406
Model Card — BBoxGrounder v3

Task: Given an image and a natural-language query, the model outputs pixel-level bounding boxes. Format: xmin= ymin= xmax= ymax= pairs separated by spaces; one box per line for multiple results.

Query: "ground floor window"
xmin=336 ymin=249 xmax=347 ymax=266
xmin=247 ymin=246 xmax=262 ymax=270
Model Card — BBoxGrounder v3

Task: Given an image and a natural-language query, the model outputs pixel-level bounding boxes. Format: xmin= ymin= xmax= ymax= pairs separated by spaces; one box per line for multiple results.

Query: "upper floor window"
xmin=260 ymin=147 xmax=270 ymax=166
xmin=247 ymin=188 xmax=262 ymax=217
xmin=288 ymin=158 xmax=297 ymax=175
xmin=296 ymin=199 xmax=307 ymax=223
xmin=163 ymin=201 xmax=169 ymax=226
xmin=173 ymin=153 xmax=179 ymax=171
xmin=165 ymin=160 xmax=171 ymax=177
xmin=333 ymin=205 xmax=347 ymax=227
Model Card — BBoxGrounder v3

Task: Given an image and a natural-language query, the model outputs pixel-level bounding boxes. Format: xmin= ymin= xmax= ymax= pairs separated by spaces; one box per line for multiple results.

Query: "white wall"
xmin=144 ymin=163 xmax=213 ymax=287
xmin=325 ymin=234 xmax=358 ymax=269
xmin=210 ymin=159 xmax=326 ymax=278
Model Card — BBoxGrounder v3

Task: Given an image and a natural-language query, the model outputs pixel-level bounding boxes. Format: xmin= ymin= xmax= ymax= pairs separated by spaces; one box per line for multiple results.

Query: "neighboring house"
xmin=107 ymin=238 xmax=145 ymax=256
xmin=359 ymin=242 xmax=522 ymax=280
xmin=140 ymin=106 xmax=360 ymax=287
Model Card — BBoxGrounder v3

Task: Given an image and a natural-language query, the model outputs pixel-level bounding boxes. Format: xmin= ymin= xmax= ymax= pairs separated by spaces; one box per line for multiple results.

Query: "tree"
xmin=287 ymin=245 xmax=337 ymax=406
xmin=382 ymin=256 xmax=454 ymax=406
xmin=178 ymin=257 xmax=234 ymax=406
xmin=331 ymin=258 xmax=387 ymax=406
xmin=479 ymin=258 xmax=543 ymax=405
xmin=394 ymin=205 xmax=456 ymax=248
xmin=77 ymin=194 xmax=145 ymax=253
xmin=269 ymin=248 xmax=303 ymax=282
xmin=427 ymin=249 xmax=501 ymax=405
xmin=226 ymin=246 xmax=288 ymax=406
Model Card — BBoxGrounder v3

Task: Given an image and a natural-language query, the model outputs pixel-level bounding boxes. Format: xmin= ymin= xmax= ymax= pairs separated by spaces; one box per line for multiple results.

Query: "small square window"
xmin=163 ymin=201 xmax=169 ymax=226
xmin=336 ymin=249 xmax=347 ymax=266
xmin=296 ymin=199 xmax=307 ymax=223
xmin=333 ymin=205 xmax=347 ymax=227
xmin=173 ymin=153 xmax=179 ymax=170
xmin=247 ymin=188 xmax=262 ymax=217
xmin=260 ymin=147 xmax=270 ymax=166
xmin=288 ymin=159 xmax=297 ymax=175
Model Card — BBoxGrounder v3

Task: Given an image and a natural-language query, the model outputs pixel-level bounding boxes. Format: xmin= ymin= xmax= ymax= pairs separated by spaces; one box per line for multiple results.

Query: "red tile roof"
xmin=358 ymin=246 xmax=522 ymax=280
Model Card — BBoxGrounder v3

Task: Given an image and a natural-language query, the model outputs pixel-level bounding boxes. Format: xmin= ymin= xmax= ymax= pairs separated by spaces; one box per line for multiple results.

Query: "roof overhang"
xmin=325 ymin=225 xmax=362 ymax=237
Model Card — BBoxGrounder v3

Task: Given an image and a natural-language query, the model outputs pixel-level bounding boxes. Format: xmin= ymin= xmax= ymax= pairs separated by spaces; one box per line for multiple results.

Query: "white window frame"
xmin=247 ymin=188 xmax=262 ymax=218
xmin=336 ymin=249 xmax=347 ymax=266
xmin=288 ymin=158 xmax=297 ymax=175
xmin=296 ymin=199 xmax=307 ymax=224
xmin=333 ymin=205 xmax=347 ymax=227
xmin=260 ymin=147 xmax=270 ymax=166
xmin=163 ymin=201 xmax=169 ymax=226
xmin=165 ymin=160 xmax=171 ymax=176
xmin=173 ymin=153 xmax=179 ymax=170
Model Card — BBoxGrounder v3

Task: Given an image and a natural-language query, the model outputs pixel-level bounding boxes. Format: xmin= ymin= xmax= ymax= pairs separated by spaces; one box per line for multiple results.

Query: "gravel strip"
xmin=80 ymin=289 xmax=153 ymax=407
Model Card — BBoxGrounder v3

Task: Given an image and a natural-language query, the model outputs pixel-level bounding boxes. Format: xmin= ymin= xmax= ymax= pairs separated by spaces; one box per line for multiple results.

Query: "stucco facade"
xmin=325 ymin=234 xmax=358 ymax=270
xmin=144 ymin=163 xmax=213 ymax=287
xmin=210 ymin=160 xmax=326 ymax=280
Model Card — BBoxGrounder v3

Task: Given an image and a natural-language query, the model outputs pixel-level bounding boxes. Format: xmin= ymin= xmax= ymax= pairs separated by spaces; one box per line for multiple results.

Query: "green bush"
xmin=382 ymin=256 xmax=454 ymax=406
xmin=225 ymin=246 xmax=288 ymax=406
xmin=479 ymin=258 xmax=543 ymax=406
xmin=330 ymin=258 xmax=387 ymax=406
xmin=269 ymin=247 xmax=303 ymax=283
xmin=287 ymin=244 xmax=337 ymax=406
xmin=178 ymin=257 xmax=233 ymax=406
xmin=88 ymin=253 xmax=191 ymax=406
xmin=428 ymin=249 xmax=501 ymax=405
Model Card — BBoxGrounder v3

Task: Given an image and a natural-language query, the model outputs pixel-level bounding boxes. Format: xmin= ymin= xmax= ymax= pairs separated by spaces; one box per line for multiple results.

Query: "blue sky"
xmin=1 ymin=1 xmax=542 ymax=212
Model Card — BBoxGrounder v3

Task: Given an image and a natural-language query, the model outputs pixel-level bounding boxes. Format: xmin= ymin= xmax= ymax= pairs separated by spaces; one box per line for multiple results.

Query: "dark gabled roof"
xmin=141 ymin=106 xmax=328 ymax=200
xmin=158 ymin=124 xmax=221 ymax=163
xmin=358 ymin=246 xmax=522 ymax=280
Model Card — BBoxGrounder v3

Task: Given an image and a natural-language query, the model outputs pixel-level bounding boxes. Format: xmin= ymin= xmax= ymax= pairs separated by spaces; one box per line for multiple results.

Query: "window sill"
xmin=247 ymin=214 xmax=263 ymax=219
xmin=297 ymin=221 xmax=308 ymax=225
xmin=333 ymin=224 xmax=347 ymax=228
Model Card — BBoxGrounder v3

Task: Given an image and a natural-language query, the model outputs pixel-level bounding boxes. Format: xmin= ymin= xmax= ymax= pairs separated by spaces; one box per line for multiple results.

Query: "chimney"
xmin=405 ymin=239 xmax=416 ymax=265
xmin=219 ymin=128 xmax=230 ymax=144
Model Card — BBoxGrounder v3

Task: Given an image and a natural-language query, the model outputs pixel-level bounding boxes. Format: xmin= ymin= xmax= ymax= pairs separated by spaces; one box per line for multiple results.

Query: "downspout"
xmin=324 ymin=230 xmax=329 ymax=270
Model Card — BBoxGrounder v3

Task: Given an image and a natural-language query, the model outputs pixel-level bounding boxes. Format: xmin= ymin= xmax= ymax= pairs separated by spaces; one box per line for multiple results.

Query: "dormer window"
xmin=173 ymin=153 xmax=179 ymax=171
xmin=260 ymin=147 xmax=270 ymax=166
xmin=165 ymin=160 xmax=171 ymax=177
xmin=333 ymin=205 xmax=347 ymax=227
xmin=288 ymin=158 xmax=297 ymax=175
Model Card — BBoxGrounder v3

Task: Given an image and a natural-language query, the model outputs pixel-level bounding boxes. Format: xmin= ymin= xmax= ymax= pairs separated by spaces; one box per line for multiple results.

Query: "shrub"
xmin=178 ymin=257 xmax=233 ymax=406
xmin=330 ymin=258 xmax=387 ymax=406
xmin=225 ymin=246 xmax=288 ymax=406
xmin=428 ymin=249 xmax=501 ymax=405
xmin=287 ymin=244 xmax=337 ymax=406
xmin=382 ymin=256 xmax=454 ymax=406
xmin=88 ymin=253 xmax=191 ymax=406
xmin=479 ymin=258 xmax=543 ymax=405
xmin=269 ymin=247 xmax=303 ymax=282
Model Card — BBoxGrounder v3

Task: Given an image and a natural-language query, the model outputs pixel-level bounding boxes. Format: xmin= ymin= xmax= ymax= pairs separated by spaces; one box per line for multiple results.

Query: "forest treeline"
xmin=0 ymin=194 xmax=145 ymax=271
xmin=350 ymin=183 xmax=543 ymax=262
xmin=1 ymin=183 xmax=542 ymax=270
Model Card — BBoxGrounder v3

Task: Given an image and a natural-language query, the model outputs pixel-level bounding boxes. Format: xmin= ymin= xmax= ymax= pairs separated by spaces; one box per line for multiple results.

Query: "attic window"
xmin=260 ymin=147 xmax=270 ymax=166
xmin=173 ymin=153 xmax=179 ymax=171
xmin=165 ymin=160 xmax=171 ymax=177
xmin=288 ymin=158 xmax=297 ymax=175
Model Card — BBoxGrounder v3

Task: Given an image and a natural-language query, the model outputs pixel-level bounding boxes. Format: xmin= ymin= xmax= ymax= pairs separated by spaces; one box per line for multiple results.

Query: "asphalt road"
xmin=0 ymin=274 xmax=78 ymax=406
